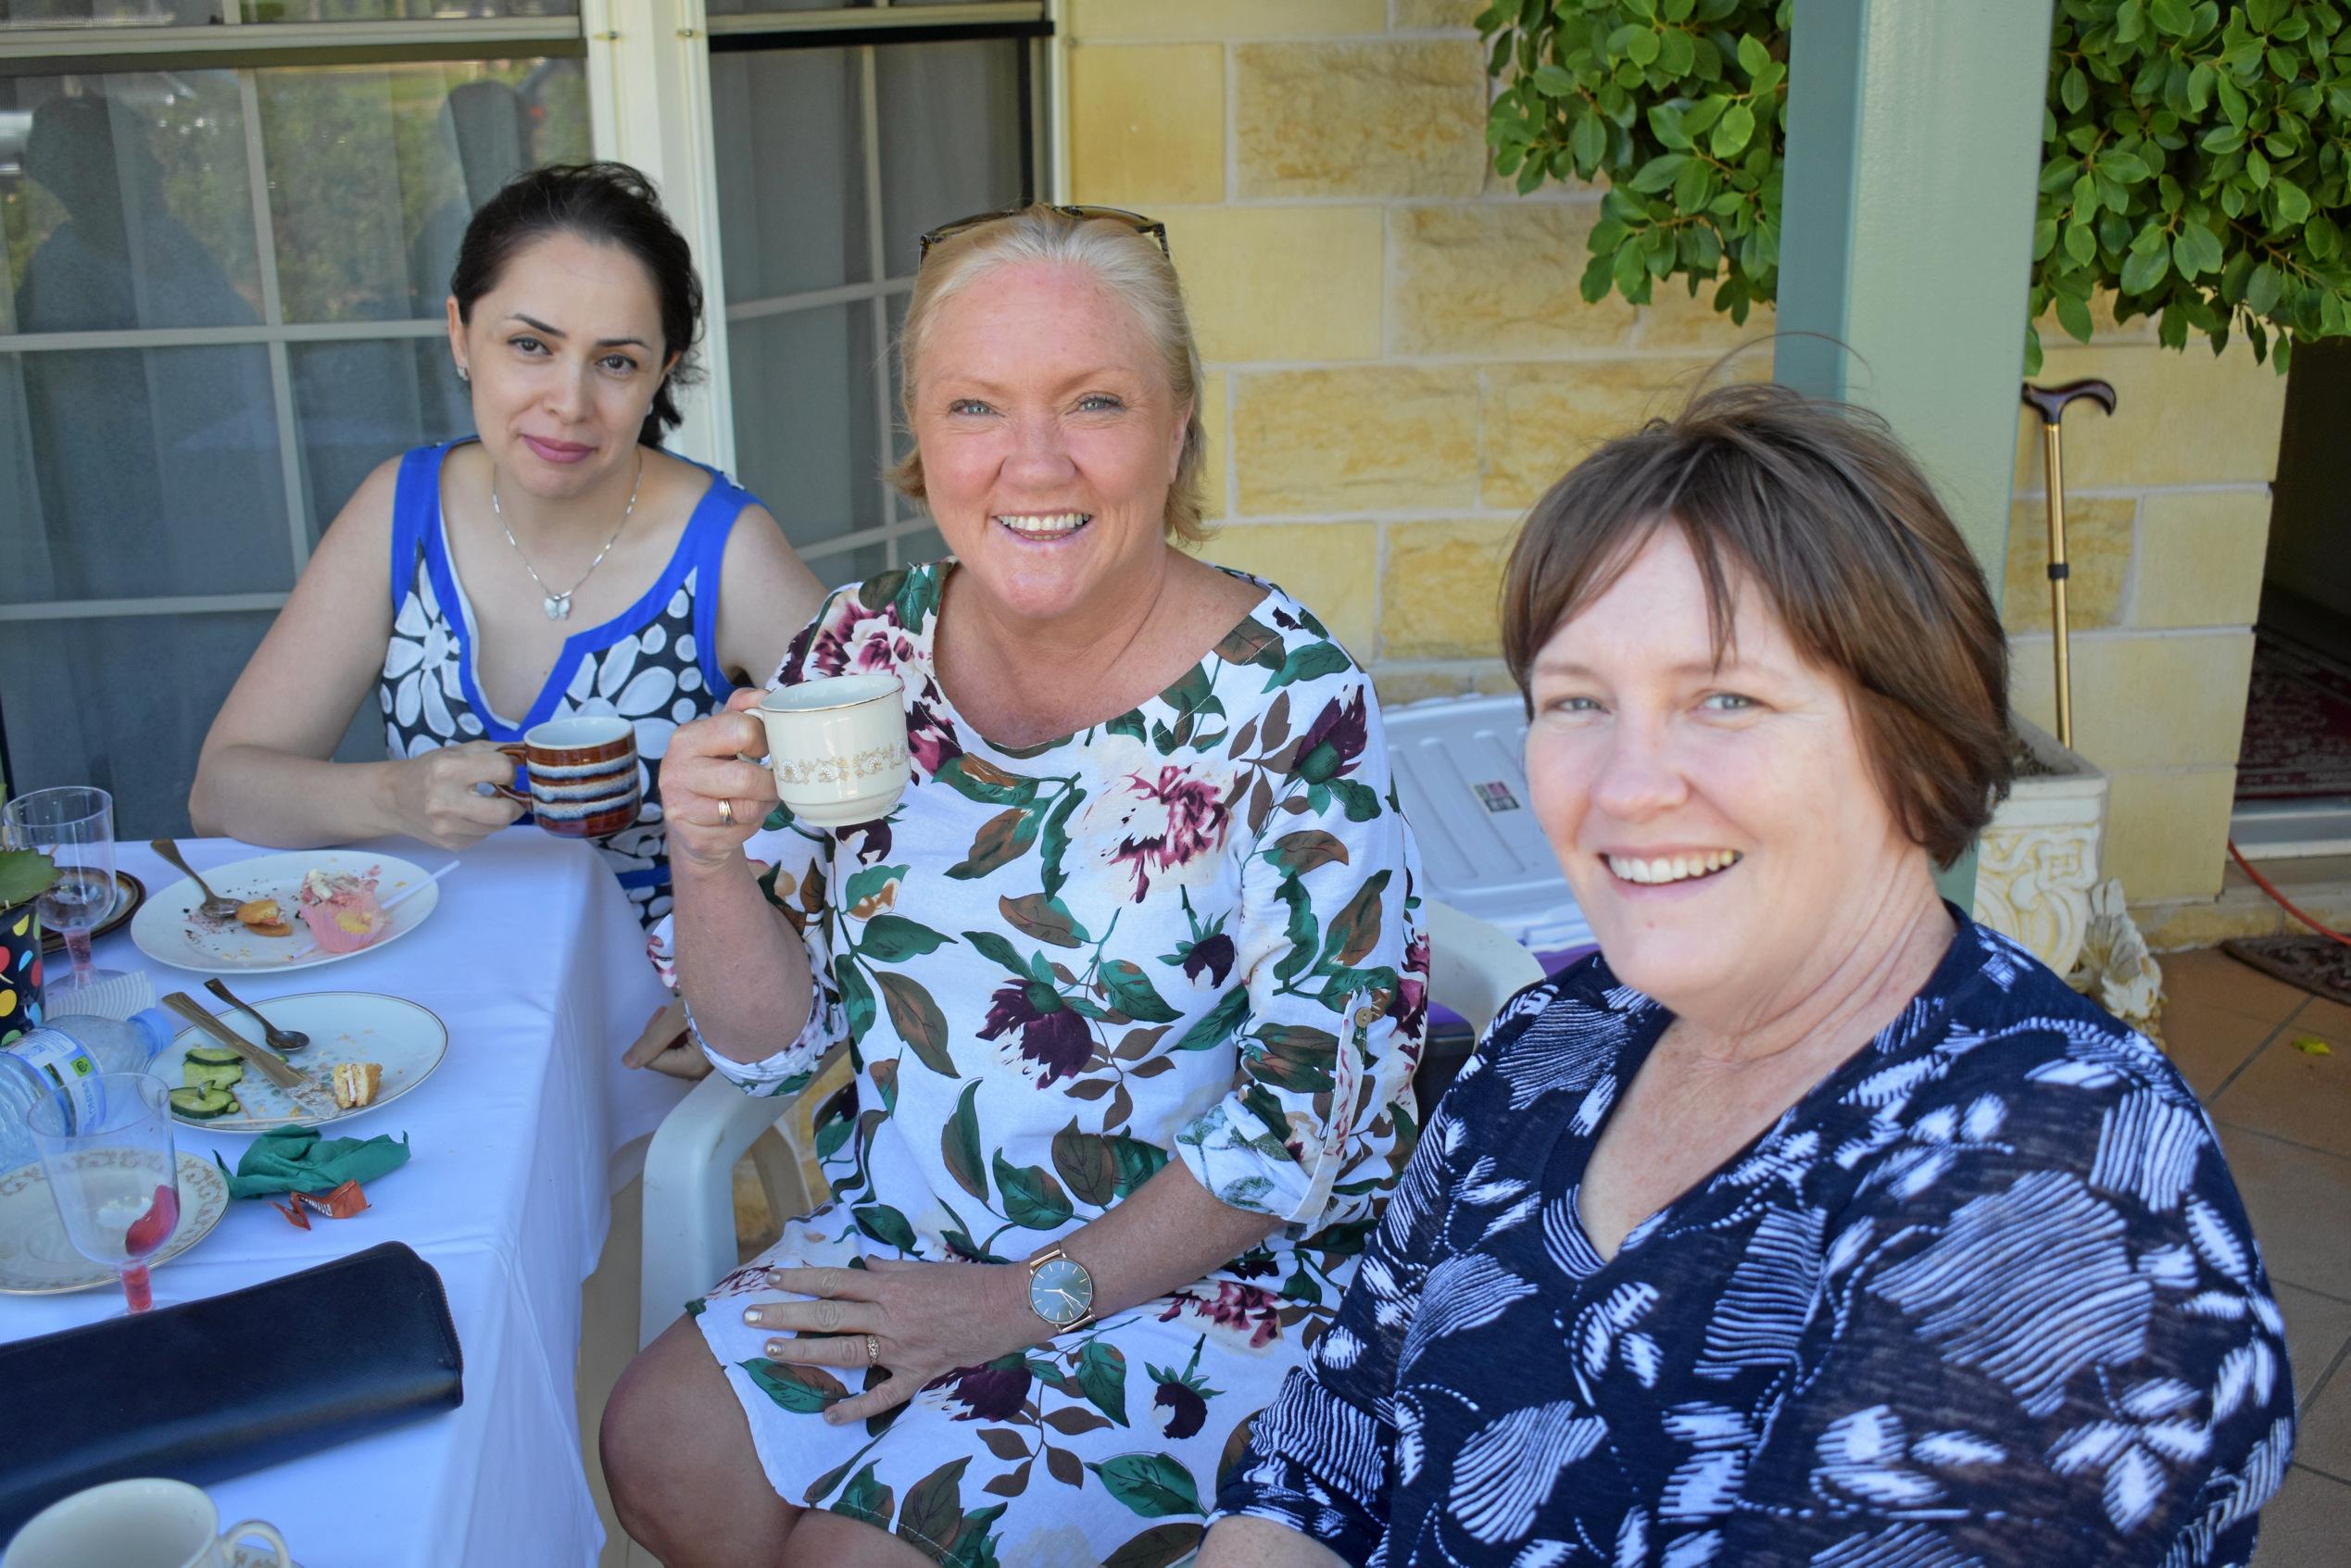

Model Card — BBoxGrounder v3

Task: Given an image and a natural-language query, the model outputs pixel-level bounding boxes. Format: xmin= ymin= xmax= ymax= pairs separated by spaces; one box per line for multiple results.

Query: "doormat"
xmin=2220 ymin=935 xmax=2351 ymax=1009
xmin=2235 ymin=627 xmax=2351 ymax=801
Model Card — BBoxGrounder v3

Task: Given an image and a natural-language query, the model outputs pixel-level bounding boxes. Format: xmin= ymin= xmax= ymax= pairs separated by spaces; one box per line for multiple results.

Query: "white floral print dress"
xmin=686 ymin=562 xmax=1429 ymax=1566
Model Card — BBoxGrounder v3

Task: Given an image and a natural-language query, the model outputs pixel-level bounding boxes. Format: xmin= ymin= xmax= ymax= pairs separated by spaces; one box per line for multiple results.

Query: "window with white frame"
xmin=0 ymin=0 xmax=1055 ymax=834
xmin=707 ymin=4 xmax=1049 ymax=585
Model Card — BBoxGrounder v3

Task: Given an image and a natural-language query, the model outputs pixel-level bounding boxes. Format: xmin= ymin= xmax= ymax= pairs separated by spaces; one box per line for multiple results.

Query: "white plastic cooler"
xmin=1383 ymin=693 xmax=1595 ymax=968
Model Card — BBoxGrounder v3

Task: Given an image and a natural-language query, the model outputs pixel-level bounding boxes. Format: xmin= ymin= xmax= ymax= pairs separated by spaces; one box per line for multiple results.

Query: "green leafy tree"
xmin=1480 ymin=0 xmax=2351 ymax=372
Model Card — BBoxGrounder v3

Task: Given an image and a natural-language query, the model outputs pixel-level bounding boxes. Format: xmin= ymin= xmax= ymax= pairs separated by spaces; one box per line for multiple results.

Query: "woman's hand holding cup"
xmin=662 ymin=688 xmax=777 ymax=872
xmin=382 ymin=739 xmax=526 ymax=850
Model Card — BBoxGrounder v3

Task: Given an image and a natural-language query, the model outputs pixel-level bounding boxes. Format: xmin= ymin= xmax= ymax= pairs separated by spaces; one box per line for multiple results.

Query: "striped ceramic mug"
xmin=495 ymin=715 xmax=642 ymax=839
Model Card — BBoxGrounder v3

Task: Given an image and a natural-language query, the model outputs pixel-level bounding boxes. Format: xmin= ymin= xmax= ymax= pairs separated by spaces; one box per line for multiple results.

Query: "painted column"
xmin=1776 ymin=0 xmax=2056 ymax=907
xmin=585 ymin=0 xmax=736 ymax=474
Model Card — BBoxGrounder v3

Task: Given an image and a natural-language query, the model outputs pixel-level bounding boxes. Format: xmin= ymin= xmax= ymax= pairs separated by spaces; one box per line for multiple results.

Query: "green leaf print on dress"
xmin=688 ymin=564 xmax=1427 ymax=1564
xmin=741 ymin=1358 xmax=850 ymax=1414
xmin=1086 ymin=1452 xmax=1203 ymax=1518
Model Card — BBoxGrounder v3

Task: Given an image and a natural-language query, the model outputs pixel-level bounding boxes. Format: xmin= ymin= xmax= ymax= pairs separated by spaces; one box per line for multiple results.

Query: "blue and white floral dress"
xmin=377 ymin=438 xmax=758 ymax=927
xmin=1216 ymin=911 xmax=2295 ymax=1565
xmin=688 ymin=562 xmax=1429 ymax=1565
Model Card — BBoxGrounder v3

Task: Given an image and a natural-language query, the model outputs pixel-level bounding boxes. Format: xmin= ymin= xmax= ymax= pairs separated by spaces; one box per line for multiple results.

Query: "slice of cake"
xmin=331 ymin=1061 xmax=383 ymax=1110
xmin=296 ymin=867 xmax=385 ymax=953
xmin=235 ymin=897 xmax=293 ymax=938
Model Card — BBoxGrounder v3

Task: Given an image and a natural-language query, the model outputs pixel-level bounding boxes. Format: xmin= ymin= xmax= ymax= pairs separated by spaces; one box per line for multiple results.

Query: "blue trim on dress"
xmin=387 ymin=443 xmax=449 ymax=616
xmin=686 ymin=482 xmax=742 ymax=698
xmin=404 ymin=439 xmax=756 ymax=740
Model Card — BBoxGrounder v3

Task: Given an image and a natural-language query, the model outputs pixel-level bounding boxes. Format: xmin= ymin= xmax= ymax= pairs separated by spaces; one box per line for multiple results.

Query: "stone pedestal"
xmin=1972 ymin=718 xmax=2108 ymax=976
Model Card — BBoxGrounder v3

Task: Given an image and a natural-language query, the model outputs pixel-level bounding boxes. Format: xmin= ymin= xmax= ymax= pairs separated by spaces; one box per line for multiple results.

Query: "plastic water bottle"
xmin=0 ymin=1010 xmax=176 ymax=1172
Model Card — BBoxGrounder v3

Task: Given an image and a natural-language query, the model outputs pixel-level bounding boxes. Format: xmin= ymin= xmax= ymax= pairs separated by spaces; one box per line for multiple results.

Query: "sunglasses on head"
xmin=917 ymin=203 xmax=1170 ymax=262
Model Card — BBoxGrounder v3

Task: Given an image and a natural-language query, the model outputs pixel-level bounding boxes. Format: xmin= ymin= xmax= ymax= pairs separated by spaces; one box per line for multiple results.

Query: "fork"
xmin=160 ymin=992 xmax=306 ymax=1089
xmin=150 ymin=838 xmax=242 ymax=922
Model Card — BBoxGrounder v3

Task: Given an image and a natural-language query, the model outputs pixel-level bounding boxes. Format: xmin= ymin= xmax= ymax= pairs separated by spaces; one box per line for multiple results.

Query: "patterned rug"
xmin=2235 ymin=626 xmax=2351 ymax=800
xmin=2221 ymin=935 xmax=2351 ymax=1008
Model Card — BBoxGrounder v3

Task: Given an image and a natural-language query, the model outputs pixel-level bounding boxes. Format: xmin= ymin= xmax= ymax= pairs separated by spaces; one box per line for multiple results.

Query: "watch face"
xmin=1029 ymin=1257 xmax=1093 ymax=1325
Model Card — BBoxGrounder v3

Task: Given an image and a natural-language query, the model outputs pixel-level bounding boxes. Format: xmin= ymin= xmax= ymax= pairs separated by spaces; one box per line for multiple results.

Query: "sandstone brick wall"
xmin=1065 ymin=0 xmax=2288 ymax=907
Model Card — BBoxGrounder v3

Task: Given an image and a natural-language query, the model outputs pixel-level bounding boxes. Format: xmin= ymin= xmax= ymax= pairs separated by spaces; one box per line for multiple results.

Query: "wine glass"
xmin=24 ymin=1073 xmax=182 ymax=1314
xmin=2 ymin=785 xmax=125 ymax=996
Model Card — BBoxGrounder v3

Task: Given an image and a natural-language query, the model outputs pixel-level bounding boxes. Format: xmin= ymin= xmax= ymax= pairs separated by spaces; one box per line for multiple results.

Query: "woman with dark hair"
xmin=194 ymin=162 xmax=822 ymax=946
xmin=1201 ymin=383 xmax=2294 ymax=1565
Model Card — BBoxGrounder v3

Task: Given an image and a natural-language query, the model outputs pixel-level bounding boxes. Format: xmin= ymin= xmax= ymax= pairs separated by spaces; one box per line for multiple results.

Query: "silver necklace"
xmin=493 ymin=452 xmax=642 ymax=621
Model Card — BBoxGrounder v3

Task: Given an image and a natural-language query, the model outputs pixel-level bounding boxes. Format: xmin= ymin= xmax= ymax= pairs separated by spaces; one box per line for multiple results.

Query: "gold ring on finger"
xmin=864 ymin=1333 xmax=880 ymax=1369
xmin=717 ymin=797 xmax=735 ymax=828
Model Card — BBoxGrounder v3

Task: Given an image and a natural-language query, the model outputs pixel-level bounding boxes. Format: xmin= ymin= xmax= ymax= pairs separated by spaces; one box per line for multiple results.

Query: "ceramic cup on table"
xmin=2 ymin=1477 xmax=289 ymax=1568
xmin=494 ymin=715 xmax=642 ymax=839
xmin=754 ymin=675 xmax=910 ymax=828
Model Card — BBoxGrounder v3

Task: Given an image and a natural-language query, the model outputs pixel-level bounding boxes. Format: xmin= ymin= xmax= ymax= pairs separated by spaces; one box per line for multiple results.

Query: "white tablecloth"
xmin=1 ymin=831 xmax=680 ymax=1566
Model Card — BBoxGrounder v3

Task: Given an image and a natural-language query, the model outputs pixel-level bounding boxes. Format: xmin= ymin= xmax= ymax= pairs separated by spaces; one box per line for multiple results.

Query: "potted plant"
xmin=1976 ymin=719 xmax=2110 ymax=977
xmin=0 ymin=848 xmax=57 ymax=1047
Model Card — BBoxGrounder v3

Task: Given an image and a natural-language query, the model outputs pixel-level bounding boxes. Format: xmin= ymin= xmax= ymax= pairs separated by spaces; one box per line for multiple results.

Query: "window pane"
xmin=290 ymin=336 xmax=471 ymax=544
xmin=0 ymin=345 xmax=288 ymax=601
xmin=258 ymin=56 xmax=588 ymax=323
xmin=728 ymin=301 xmax=879 ymax=547
xmin=1 ymin=1 xmax=216 ymax=27
xmin=884 ymin=284 xmax=923 ymax=525
xmin=0 ymin=611 xmax=379 ymax=840
xmin=874 ymin=39 xmax=1025 ymax=279
xmin=0 ymin=0 xmax=582 ymax=23
xmin=1 ymin=75 xmax=262 ymax=334
xmin=799 ymin=539 xmax=886 ymax=593
xmin=896 ymin=523 xmax=948 ymax=568
xmin=236 ymin=0 xmax=579 ymax=19
xmin=710 ymin=47 xmax=868 ymax=302
xmin=705 ymin=0 xmax=870 ymax=16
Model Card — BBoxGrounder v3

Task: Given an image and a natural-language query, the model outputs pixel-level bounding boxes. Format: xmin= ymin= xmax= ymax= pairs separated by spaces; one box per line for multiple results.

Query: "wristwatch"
xmin=1024 ymin=1243 xmax=1096 ymax=1334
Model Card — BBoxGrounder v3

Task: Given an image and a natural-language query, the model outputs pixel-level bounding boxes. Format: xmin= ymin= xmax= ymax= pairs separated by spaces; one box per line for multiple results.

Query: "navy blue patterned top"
xmin=1213 ymin=910 xmax=2294 ymax=1565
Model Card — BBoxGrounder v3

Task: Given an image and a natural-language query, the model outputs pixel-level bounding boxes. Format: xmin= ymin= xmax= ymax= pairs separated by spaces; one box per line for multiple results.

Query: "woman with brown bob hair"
xmin=1204 ymin=383 xmax=2292 ymax=1565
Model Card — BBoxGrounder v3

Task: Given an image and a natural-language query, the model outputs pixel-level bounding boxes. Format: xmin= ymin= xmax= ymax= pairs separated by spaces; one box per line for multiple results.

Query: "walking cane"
xmin=2020 ymin=378 xmax=2117 ymax=750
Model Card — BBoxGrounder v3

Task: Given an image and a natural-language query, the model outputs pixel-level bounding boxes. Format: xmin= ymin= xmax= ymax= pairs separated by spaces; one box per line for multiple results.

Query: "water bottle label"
xmin=10 ymin=1035 xmax=106 ymax=1131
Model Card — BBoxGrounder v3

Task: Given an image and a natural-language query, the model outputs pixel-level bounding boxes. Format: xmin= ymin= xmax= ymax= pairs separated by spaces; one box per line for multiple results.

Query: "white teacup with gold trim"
xmin=2 ymin=1478 xmax=290 ymax=1568
xmin=755 ymin=674 xmax=910 ymax=828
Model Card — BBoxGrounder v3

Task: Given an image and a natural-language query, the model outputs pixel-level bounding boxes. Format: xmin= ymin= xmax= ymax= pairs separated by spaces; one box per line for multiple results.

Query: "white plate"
xmin=0 ymin=1150 xmax=229 ymax=1295
xmin=132 ymin=849 xmax=440 ymax=973
xmin=158 ymin=991 xmax=448 ymax=1135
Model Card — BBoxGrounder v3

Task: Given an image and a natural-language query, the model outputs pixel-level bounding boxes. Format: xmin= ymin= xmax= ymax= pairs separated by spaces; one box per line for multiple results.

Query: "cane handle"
xmin=2021 ymin=378 xmax=2117 ymax=426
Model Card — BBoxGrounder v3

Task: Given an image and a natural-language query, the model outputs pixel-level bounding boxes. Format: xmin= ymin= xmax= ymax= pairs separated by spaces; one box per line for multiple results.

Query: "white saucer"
xmin=0 ymin=1150 xmax=229 ymax=1295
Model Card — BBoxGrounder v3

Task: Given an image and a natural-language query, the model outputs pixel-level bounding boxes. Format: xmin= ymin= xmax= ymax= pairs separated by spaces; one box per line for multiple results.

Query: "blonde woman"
xmin=601 ymin=206 xmax=1430 ymax=1567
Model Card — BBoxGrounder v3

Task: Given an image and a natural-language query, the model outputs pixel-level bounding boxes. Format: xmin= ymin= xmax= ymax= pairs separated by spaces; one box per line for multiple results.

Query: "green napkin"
xmin=213 ymin=1124 xmax=410 ymax=1200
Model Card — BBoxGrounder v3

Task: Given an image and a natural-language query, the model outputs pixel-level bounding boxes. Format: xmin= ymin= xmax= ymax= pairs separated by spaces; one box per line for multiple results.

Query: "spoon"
xmin=204 ymin=976 xmax=310 ymax=1054
xmin=150 ymin=838 xmax=241 ymax=922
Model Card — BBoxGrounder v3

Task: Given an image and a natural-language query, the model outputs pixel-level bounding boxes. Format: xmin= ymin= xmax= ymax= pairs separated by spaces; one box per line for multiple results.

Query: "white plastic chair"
xmin=635 ymin=898 xmax=1546 ymax=1344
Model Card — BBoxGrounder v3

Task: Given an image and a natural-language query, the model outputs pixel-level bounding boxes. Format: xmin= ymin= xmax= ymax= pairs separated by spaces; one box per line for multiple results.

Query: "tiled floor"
xmin=2158 ymin=947 xmax=2351 ymax=1564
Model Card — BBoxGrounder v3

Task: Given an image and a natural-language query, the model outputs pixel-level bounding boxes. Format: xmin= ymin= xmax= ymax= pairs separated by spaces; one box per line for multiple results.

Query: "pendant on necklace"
xmin=544 ymin=593 xmax=572 ymax=621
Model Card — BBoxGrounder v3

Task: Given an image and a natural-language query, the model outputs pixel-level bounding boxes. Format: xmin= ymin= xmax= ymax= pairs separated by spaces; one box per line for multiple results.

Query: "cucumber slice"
xmin=184 ymin=1044 xmax=244 ymax=1067
xmin=182 ymin=1059 xmax=245 ymax=1092
xmin=169 ymin=1085 xmax=238 ymax=1120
